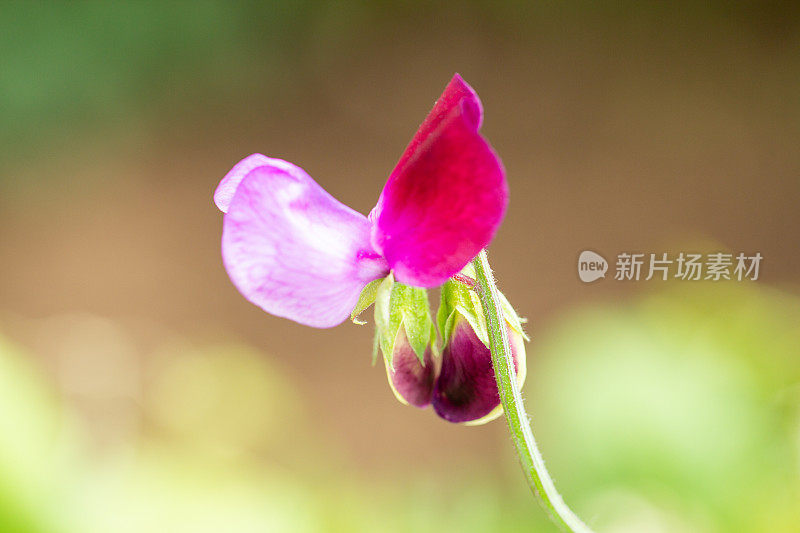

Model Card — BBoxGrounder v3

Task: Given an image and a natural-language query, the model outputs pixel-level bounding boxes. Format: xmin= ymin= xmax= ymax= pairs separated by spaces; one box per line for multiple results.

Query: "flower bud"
xmin=371 ymin=275 xmax=438 ymax=408
xmin=433 ymin=276 xmax=527 ymax=424
xmin=432 ymin=314 xmax=525 ymax=424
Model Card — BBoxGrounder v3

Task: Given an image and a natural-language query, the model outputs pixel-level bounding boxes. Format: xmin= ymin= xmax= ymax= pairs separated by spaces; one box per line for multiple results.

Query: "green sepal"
xmin=393 ymin=283 xmax=436 ymax=362
xmin=351 ymin=278 xmax=384 ymax=325
xmin=437 ymin=278 xmax=489 ymax=347
xmin=437 ymin=265 xmax=529 ymax=347
xmin=371 ymin=326 xmax=381 ymax=365
xmin=373 ymin=275 xmax=436 ymax=366
xmin=373 ymin=275 xmax=395 ymax=363
xmin=497 ymin=290 xmax=530 ymax=341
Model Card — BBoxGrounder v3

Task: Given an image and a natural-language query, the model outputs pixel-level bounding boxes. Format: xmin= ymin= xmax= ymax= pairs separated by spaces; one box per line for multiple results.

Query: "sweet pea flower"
xmin=214 ymin=75 xmax=587 ymax=529
xmin=214 ymin=74 xmax=507 ymax=327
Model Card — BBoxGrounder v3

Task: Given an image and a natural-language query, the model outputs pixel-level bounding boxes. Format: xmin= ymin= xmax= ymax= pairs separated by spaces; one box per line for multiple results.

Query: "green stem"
xmin=472 ymin=250 xmax=592 ymax=533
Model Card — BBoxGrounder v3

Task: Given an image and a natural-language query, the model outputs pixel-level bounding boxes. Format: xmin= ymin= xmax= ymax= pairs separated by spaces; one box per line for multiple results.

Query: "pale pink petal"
xmin=222 ymin=163 xmax=389 ymax=328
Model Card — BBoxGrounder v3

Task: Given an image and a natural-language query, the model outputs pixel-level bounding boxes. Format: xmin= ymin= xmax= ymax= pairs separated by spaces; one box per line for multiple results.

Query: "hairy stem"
xmin=472 ymin=250 xmax=591 ymax=532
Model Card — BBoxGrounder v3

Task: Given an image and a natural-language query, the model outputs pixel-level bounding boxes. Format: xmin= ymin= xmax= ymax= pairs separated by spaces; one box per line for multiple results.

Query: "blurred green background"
xmin=1 ymin=1 xmax=799 ymax=532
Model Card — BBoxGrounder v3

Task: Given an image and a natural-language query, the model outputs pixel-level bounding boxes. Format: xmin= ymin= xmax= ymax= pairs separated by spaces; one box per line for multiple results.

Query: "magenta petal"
xmin=385 ymin=328 xmax=436 ymax=408
xmin=222 ymin=163 xmax=389 ymax=328
xmin=215 ymin=153 xmax=279 ymax=213
xmin=371 ymin=74 xmax=508 ymax=287
xmin=432 ymin=318 xmax=522 ymax=423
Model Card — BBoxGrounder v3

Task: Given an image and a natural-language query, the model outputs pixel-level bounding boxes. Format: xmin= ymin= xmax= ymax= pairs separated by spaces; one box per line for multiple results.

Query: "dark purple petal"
xmin=384 ymin=327 xmax=436 ymax=408
xmin=370 ymin=74 xmax=508 ymax=287
xmin=432 ymin=317 xmax=524 ymax=423
xmin=222 ymin=162 xmax=389 ymax=328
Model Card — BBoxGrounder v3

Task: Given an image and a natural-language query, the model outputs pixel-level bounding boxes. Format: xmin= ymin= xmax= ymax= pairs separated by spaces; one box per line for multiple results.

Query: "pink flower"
xmin=214 ymin=74 xmax=507 ymax=328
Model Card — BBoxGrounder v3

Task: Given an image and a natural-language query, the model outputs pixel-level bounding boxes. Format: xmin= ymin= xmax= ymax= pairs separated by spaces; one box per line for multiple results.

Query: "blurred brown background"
xmin=0 ymin=2 xmax=799 ymax=532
